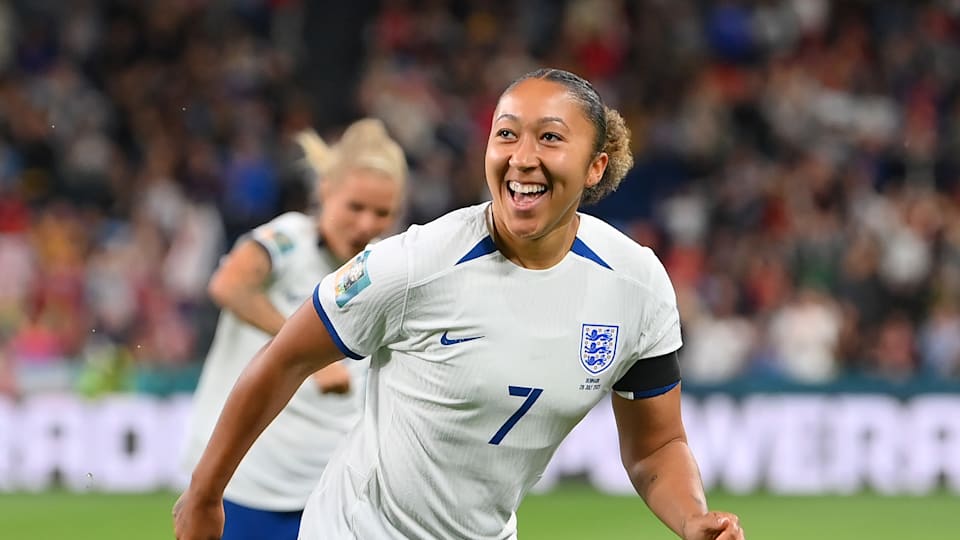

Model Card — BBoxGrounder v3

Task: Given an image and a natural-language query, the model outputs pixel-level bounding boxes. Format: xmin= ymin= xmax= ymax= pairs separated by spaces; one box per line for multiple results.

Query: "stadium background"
xmin=0 ymin=0 xmax=958 ymax=538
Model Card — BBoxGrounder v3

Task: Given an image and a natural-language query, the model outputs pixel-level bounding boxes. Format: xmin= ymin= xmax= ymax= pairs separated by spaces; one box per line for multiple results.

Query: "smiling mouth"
xmin=506 ymin=180 xmax=548 ymax=208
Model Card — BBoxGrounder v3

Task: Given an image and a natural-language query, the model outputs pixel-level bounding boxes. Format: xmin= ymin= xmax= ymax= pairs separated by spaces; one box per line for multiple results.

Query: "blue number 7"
xmin=488 ymin=386 xmax=543 ymax=445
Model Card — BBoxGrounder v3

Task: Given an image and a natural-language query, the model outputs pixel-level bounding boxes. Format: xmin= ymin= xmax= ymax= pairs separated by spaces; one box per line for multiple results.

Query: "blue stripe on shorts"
xmin=222 ymin=498 xmax=303 ymax=540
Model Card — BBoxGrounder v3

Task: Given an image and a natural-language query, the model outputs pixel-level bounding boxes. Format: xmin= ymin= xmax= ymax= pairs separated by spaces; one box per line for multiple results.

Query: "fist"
xmin=172 ymin=491 xmax=224 ymax=540
xmin=682 ymin=511 xmax=744 ymax=540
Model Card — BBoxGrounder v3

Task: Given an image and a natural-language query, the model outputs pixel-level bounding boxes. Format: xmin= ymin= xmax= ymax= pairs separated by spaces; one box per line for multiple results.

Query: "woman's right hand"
xmin=172 ymin=489 xmax=225 ymax=540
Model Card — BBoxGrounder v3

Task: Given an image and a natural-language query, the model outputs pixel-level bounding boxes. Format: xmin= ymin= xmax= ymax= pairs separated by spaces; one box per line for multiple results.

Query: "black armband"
xmin=612 ymin=350 xmax=681 ymax=399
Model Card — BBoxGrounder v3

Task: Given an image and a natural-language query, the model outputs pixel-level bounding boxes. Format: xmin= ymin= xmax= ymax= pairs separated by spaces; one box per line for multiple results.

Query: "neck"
xmin=488 ymin=205 xmax=580 ymax=270
xmin=316 ymin=221 xmax=346 ymax=265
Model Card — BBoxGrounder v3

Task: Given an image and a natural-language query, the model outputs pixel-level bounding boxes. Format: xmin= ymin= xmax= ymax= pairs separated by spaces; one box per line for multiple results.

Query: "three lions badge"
xmin=580 ymin=324 xmax=618 ymax=374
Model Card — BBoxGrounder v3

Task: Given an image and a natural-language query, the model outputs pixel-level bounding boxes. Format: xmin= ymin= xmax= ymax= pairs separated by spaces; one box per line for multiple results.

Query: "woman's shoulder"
xmin=369 ymin=204 xmax=492 ymax=280
xmin=263 ymin=211 xmax=315 ymax=238
xmin=397 ymin=204 xmax=488 ymax=249
xmin=576 ymin=213 xmax=673 ymax=293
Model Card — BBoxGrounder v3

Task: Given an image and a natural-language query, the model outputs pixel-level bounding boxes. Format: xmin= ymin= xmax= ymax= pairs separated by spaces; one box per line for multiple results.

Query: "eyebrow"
xmin=495 ymin=113 xmax=569 ymax=129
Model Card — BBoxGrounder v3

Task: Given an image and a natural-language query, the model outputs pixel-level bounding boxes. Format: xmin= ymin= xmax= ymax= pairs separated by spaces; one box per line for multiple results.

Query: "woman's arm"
xmin=612 ymin=385 xmax=744 ymax=539
xmin=208 ymin=239 xmax=352 ymax=393
xmin=173 ymin=300 xmax=346 ymax=540
xmin=207 ymin=239 xmax=286 ymax=336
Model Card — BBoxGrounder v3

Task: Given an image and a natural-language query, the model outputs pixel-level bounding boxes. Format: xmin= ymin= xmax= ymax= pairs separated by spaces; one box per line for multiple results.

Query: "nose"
xmin=508 ymin=134 xmax=539 ymax=170
xmin=355 ymin=211 xmax=384 ymax=240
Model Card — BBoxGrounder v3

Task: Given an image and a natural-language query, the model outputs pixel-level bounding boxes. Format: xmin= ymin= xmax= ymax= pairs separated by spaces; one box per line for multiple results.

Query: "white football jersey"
xmin=182 ymin=211 xmax=368 ymax=511
xmin=301 ymin=204 xmax=682 ymax=539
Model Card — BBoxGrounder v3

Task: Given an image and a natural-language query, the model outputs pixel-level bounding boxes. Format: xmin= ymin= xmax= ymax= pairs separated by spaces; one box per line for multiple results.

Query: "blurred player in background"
xmin=180 ymin=119 xmax=407 ymax=540
xmin=174 ymin=69 xmax=744 ymax=540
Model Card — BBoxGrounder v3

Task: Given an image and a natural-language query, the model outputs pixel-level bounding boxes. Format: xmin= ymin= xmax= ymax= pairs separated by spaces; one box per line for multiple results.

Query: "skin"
xmin=484 ymin=78 xmax=607 ymax=269
xmin=316 ymin=168 xmax=401 ymax=264
xmin=173 ymin=79 xmax=743 ymax=540
xmin=614 ymin=387 xmax=744 ymax=539
xmin=207 ymin=168 xmax=401 ymax=393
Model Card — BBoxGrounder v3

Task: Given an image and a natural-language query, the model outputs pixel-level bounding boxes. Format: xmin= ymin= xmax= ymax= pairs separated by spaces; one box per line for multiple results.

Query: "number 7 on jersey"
xmin=488 ymin=386 xmax=543 ymax=445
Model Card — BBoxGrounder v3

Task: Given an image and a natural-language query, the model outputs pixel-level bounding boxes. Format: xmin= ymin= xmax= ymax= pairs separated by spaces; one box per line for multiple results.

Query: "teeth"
xmin=508 ymin=181 xmax=546 ymax=194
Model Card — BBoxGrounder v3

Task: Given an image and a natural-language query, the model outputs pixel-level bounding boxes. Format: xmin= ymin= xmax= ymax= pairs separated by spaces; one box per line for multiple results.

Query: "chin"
xmin=502 ymin=215 xmax=544 ymax=240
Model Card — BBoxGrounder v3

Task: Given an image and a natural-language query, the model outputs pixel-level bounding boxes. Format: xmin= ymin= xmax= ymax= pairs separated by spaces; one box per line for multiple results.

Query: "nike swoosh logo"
xmin=440 ymin=330 xmax=484 ymax=346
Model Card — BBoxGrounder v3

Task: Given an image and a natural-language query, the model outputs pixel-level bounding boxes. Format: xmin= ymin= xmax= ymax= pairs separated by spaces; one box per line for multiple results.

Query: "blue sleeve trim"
xmin=456 ymin=235 xmax=498 ymax=265
xmin=571 ymin=238 xmax=612 ymax=270
xmin=630 ymin=380 xmax=680 ymax=399
xmin=312 ymin=283 xmax=364 ymax=360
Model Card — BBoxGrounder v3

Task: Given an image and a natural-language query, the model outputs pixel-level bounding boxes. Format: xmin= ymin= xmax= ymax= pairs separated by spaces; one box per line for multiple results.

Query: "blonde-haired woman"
xmin=181 ymin=119 xmax=406 ymax=540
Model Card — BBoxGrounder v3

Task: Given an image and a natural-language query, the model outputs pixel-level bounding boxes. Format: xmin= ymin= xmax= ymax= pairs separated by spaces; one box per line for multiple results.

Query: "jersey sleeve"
xmin=312 ymin=234 xmax=409 ymax=359
xmin=614 ymin=249 xmax=683 ymax=400
xmin=248 ymin=212 xmax=310 ymax=277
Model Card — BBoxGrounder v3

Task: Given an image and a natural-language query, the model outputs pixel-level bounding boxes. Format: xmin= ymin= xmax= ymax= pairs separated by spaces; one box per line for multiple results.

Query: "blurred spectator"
xmin=867 ymin=312 xmax=918 ymax=380
xmin=768 ymin=288 xmax=842 ymax=383
xmin=918 ymin=300 xmax=960 ymax=378
xmin=679 ymin=276 xmax=756 ymax=383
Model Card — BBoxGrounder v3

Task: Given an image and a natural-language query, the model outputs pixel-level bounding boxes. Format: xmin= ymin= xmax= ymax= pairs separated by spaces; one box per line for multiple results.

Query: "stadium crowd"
xmin=1 ymin=0 xmax=960 ymax=397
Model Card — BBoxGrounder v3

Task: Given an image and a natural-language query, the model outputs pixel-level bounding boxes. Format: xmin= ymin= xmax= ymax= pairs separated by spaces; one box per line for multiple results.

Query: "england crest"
xmin=580 ymin=324 xmax=618 ymax=374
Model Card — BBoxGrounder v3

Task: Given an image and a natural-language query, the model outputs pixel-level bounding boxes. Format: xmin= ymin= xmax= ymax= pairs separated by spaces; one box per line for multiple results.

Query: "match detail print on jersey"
xmin=334 ymin=250 xmax=372 ymax=307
